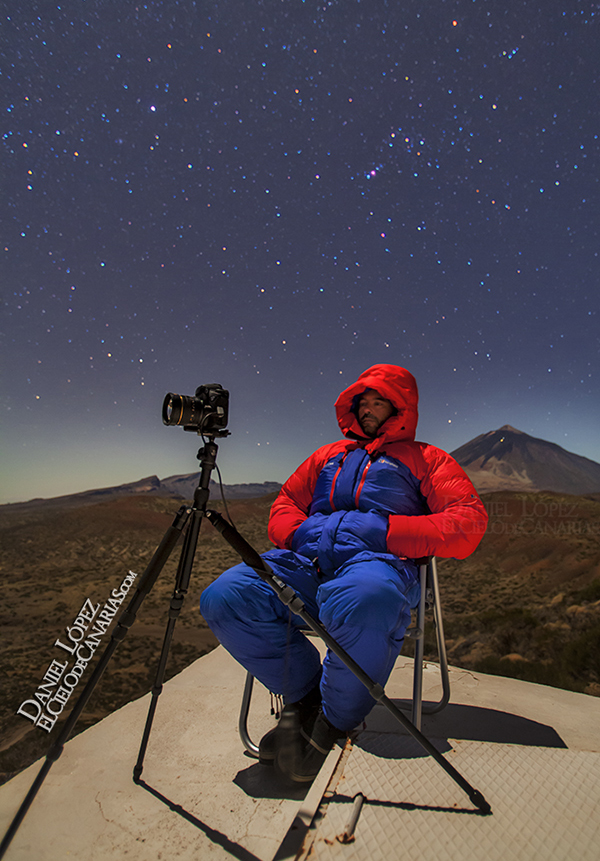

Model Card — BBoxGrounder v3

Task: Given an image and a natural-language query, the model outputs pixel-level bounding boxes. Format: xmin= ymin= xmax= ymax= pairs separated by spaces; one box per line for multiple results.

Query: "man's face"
xmin=357 ymin=389 xmax=395 ymax=437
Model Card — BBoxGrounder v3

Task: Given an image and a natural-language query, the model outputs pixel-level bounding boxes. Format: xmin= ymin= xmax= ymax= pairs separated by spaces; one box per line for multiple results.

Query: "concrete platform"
xmin=1 ymin=646 xmax=600 ymax=861
xmin=298 ymin=740 xmax=600 ymax=860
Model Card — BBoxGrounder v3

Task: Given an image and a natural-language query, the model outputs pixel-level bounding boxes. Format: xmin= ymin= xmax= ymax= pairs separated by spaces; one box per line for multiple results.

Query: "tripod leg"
xmin=133 ymin=611 xmax=180 ymax=781
xmin=206 ymin=510 xmax=491 ymax=815
xmin=134 ymin=509 xmax=204 ymax=780
xmin=133 ymin=441 xmax=218 ymax=781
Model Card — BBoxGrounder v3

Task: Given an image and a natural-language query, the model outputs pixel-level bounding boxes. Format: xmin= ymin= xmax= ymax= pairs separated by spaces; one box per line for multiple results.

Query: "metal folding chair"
xmin=238 ymin=556 xmax=450 ymax=755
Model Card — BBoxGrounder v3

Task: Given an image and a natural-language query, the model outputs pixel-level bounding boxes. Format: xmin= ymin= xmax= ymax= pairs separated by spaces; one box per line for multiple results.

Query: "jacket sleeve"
xmin=386 ymin=445 xmax=488 ymax=560
xmin=268 ymin=443 xmax=344 ymax=549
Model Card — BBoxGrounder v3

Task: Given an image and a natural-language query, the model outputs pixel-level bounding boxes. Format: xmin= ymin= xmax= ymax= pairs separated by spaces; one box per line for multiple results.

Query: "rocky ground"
xmin=1 ymin=488 xmax=599 ymax=784
xmin=0 ymin=492 xmax=274 ymax=784
xmin=424 ymin=491 xmax=600 ymax=695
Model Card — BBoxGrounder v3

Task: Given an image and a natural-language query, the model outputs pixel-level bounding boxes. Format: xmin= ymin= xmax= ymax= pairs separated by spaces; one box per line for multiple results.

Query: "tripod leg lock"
xmin=256 ymin=572 xmax=306 ymax=616
xmin=369 ymin=683 xmax=385 ymax=702
xmin=169 ymin=594 xmax=185 ymax=617
xmin=112 ymin=623 xmax=129 ymax=643
xmin=274 ymin=583 xmax=305 ymax=615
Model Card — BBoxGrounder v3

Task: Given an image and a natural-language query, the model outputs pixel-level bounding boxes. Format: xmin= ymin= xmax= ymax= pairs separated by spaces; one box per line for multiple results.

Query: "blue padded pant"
xmin=200 ymin=549 xmax=419 ymax=731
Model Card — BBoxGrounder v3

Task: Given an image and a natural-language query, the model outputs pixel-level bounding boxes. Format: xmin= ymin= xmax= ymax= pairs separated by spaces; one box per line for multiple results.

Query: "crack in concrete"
xmin=93 ymin=792 xmax=138 ymax=838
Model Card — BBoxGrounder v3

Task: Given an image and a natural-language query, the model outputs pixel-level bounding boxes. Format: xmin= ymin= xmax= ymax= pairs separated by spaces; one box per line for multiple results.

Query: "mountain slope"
xmin=8 ymin=476 xmax=282 ymax=510
xmin=451 ymin=425 xmax=600 ymax=494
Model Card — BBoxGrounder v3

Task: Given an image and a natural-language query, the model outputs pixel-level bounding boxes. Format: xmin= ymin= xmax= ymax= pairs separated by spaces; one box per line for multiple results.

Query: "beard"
xmin=359 ymin=417 xmax=378 ymax=437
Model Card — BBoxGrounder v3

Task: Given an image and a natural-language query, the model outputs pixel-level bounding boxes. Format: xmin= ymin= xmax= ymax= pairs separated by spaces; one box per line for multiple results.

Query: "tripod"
xmin=1 ymin=433 xmax=490 ymax=858
xmin=0 ymin=435 xmax=224 ymax=858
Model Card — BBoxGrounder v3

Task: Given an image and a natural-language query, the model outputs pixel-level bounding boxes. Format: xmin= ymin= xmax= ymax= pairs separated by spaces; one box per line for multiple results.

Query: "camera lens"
xmin=162 ymin=393 xmax=186 ymax=426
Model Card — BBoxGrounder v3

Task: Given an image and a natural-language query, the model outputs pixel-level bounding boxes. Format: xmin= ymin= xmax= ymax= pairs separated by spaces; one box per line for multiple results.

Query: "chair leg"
xmin=239 ymin=670 xmax=260 ymax=757
xmin=411 ymin=561 xmax=428 ymax=730
xmin=421 ymin=557 xmax=451 ymax=715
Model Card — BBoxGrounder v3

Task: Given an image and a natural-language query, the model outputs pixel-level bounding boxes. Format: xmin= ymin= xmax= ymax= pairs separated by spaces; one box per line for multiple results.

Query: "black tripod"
xmin=1 ymin=433 xmax=490 ymax=858
xmin=0 ymin=435 xmax=225 ymax=858
xmin=203 ymin=512 xmax=491 ymax=815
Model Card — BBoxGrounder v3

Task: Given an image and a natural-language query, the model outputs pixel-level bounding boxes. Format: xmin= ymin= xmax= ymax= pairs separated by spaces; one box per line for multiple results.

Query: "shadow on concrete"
xmin=324 ymin=791 xmax=490 ymax=817
xmin=233 ymin=761 xmax=310 ymax=801
xmin=362 ymin=700 xmax=566 ymax=753
xmin=135 ymin=778 xmax=263 ymax=861
xmin=356 ymin=733 xmax=454 ymax=759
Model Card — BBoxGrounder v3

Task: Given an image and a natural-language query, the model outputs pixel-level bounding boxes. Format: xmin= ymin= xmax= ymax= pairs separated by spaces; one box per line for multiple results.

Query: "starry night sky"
xmin=2 ymin=0 xmax=599 ymax=505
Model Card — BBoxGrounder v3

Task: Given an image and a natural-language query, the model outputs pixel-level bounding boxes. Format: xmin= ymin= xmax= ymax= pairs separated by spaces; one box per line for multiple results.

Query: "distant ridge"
xmin=451 ymin=425 xmax=600 ymax=494
xmin=4 ymin=475 xmax=282 ymax=510
xmin=160 ymin=473 xmax=283 ymax=500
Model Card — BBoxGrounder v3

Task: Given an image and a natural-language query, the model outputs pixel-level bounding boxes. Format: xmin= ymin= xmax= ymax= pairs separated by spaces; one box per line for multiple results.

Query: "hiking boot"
xmin=275 ymin=709 xmax=345 ymax=785
xmin=258 ymin=684 xmax=321 ymax=766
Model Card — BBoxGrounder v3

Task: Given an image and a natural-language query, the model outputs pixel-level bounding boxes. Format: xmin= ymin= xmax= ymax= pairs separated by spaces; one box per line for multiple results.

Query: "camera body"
xmin=163 ymin=384 xmax=229 ymax=435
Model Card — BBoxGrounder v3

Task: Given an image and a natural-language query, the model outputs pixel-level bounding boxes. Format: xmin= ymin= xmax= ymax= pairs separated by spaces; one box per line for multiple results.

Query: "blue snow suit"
xmin=200 ymin=365 xmax=488 ymax=730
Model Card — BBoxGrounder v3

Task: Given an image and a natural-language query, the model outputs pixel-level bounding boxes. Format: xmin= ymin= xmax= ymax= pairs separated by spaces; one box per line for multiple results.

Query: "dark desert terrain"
xmin=0 ymin=491 xmax=274 ymax=784
xmin=1 ymin=487 xmax=600 ymax=784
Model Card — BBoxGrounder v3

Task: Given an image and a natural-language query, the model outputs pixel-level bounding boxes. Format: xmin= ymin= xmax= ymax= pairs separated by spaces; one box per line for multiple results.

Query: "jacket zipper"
xmin=354 ymin=459 xmax=374 ymax=508
xmin=329 ymin=463 xmax=343 ymax=511
xmin=329 ymin=451 xmax=356 ymax=511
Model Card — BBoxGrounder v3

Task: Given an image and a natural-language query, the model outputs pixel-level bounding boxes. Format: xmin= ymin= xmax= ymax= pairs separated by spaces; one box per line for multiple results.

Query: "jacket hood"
xmin=335 ymin=364 xmax=419 ymax=443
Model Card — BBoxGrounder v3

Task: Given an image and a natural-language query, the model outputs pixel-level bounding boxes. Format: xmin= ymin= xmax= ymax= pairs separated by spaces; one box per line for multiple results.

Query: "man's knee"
xmin=199 ymin=578 xmax=224 ymax=624
xmin=317 ymin=567 xmax=409 ymax=630
xmin=200 ymin=565 xmax=249 ymax=623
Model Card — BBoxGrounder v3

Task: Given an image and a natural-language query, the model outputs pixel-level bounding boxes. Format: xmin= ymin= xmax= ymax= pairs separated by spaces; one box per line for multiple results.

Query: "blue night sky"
xmin=2 ymin=0 xmax=598 ymax=504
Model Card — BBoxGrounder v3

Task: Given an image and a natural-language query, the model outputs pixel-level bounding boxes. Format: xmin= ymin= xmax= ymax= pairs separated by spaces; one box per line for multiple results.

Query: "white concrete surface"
xmin=1 ymin=646 xmax=599 ymax=861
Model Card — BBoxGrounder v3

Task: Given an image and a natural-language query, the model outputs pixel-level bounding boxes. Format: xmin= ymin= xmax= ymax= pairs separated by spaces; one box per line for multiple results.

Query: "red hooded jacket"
xmin=268 ymin=365 xmax=488 ymax=565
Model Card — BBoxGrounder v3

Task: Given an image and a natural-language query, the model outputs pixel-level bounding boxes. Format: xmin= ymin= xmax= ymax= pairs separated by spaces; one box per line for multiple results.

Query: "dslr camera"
xmin=163 ymin=384 xmax=229 ymax=436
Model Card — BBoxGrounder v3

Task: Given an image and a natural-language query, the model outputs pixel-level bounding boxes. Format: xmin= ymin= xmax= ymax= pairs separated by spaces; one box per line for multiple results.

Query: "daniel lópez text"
xmin=16 ymin=570 xmax=138 ymax=733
